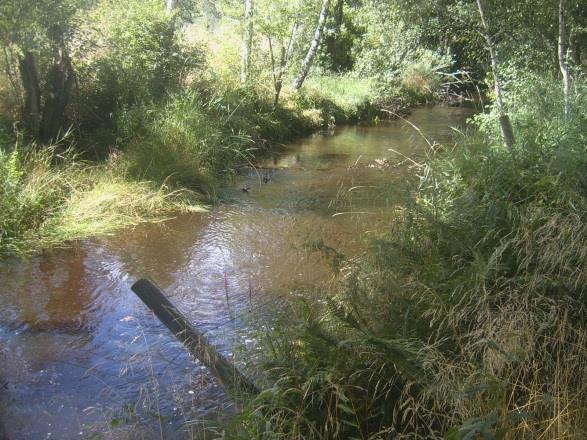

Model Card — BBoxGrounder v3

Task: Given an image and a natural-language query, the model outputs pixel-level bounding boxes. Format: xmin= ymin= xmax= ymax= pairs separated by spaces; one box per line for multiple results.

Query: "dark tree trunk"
xmin=325 ymin=0 xmax=345 ymax=70
xmin=19 ymin=51 xmax=41 ymax=138
xmin=40 ymin=47 xmax=75 ymax=144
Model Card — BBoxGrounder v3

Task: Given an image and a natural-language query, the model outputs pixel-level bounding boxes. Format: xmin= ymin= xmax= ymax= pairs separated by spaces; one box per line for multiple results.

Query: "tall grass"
xmin=118 ymin=92 xmax=254 ymax=193
xmin=0 ymin=72 xmax=386 ymax=256
xmin=301 ymin=75 xmax=378 ymax=121
xmin=116 ymin=78 xmax=383 ymax=192
xmin=0 ymin=138 xmax=202 ymax=256
xmin=228 ymin=76 xmax=587 ymax=439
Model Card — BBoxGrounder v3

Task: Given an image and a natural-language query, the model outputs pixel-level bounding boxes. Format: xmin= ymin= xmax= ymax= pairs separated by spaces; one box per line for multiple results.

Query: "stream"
xmin=0 ymin=105 xmax=474 ymax=439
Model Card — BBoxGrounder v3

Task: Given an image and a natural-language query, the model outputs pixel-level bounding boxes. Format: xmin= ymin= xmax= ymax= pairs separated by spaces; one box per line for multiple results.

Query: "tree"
xmin=291 ymin=0 xmax=331 ymax=90
xmin=39 ymin=34 xmax=75 ymax=144
xmin=558 ymin=0 xmax=571 ymax=119
xmin=269 ymin=20 xmax=299 ymax=105
xmin=249 ymin=0 xmax=309 ymax=102
xmin=240 ymin=0 xmax=254 ymax=84
xmin=18 ymin=51 xmax=42 ymax=137
xmin=476 ymin=0 xmax=515 ymax=149
xmin=322 ymin=0 xmax=351 ymax=71
xmin=0 ymin=0 xmax=80 ymax=143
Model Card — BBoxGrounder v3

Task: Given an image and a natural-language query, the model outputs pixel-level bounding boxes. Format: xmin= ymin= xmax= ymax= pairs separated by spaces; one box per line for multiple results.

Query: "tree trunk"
xmin=166 ymin=0 xmax=175 ymax=14
xmin=333 ymin=0 xmax=344 ymax=27
xmin=19 ymin=51 xmax=41 ymax=138
xmin=558 ymin=0 xmax=571 ymax=120
xmin=291 ymin=0 xmax=331 ymax=90
xmin=476 ymin=0 xmax=515 ymax=149
xmin=569 ymin=28 xmax=580 ymax=66
xmin=240 ymin=0 xmax=253 ymax=84
xmin=131 ymin=279 xmax=259 ymax=399
xmin=272 ymin=22 xmax=299 ymax=106
xmin=40 ymin=47 xmax=75 ymax=144
xmin=325 ymin=0 xmax=344 ymax=70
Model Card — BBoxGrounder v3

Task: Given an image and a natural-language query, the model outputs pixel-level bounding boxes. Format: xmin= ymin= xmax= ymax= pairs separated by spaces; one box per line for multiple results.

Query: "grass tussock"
xmin=0 ymin=140 xmax=203 ymax=256
xmin=228 ymin=76 xmax=587 ymax=439
xmin=300 ymin=75 xmax=379 ymax=122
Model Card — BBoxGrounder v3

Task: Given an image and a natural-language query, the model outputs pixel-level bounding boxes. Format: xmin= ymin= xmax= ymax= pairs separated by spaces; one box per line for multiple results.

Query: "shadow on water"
xmin=0 ymin=105 xmax=474 ymax=439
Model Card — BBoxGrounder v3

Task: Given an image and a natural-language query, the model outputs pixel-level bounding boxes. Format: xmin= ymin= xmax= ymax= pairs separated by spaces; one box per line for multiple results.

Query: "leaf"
xmin=338 ymin=403 xmax=355 ymax=415
xmin=444 ymin=427 xmax=460 ymax=440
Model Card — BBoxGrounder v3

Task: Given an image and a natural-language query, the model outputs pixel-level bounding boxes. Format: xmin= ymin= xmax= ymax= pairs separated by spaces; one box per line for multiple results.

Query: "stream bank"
xmin=0 ymin=105 xmax=474 ymax=439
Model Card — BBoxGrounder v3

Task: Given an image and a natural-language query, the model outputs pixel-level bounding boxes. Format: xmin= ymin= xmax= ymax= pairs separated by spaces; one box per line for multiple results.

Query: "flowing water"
xmin=0 ymin=105 xmax=473 ymax=439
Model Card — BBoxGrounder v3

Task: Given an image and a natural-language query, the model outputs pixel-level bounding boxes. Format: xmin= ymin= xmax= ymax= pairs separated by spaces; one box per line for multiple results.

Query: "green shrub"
xmin=231 ymin=77 xmax=587 ymax=439
xmin=75 ymin=0 xmax=202 ymax=135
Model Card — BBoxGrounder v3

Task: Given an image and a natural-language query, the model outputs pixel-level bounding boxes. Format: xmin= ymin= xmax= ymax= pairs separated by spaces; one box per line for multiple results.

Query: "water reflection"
xmin=0 ymin=105 xmax=473 ymax=439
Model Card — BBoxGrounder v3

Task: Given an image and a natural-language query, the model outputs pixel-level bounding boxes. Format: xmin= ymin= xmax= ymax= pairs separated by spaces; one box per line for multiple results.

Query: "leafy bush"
xmin=75 ymin=0 xmax=202 ymax=134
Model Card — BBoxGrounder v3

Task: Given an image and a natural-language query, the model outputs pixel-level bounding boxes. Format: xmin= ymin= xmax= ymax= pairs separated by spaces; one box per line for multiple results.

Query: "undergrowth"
xmin=0 ymin=73 xmax=402 ymax=256
xmin=228 ymin=76 xmax=587 ymax=439
xmin=0 ymin=138 xmax=203 ymax=256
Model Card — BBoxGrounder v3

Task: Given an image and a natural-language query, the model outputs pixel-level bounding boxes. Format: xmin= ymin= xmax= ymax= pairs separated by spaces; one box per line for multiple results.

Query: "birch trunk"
xmin=476 ymin=0 xmax=515 ymax=150
xmin=291 ymin=0 xmax=331 ymax=90
xmin=240 ymin=0 xmax=253 ymax=84
xmin=558 ymin=0 xmax=571 ymax=120
xmin=165 ymin=0 xmax=175 ymax=14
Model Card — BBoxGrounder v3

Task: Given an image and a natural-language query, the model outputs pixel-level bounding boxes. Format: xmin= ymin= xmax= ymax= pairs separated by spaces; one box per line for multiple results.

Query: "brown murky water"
xmin=0 ymin=105 xmax=473 ymax=439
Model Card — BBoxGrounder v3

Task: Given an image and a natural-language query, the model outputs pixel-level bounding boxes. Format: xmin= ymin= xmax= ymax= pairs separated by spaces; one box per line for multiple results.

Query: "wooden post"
xmin=131 ymin=279 xmax=259 ymax=398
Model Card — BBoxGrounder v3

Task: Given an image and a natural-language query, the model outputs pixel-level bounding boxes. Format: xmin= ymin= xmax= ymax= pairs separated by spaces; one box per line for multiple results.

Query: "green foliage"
xmin=75 ymin=0 xmax=202 ymax=134
xmin=232 ymin=77 xmax=587 ymax=439
xmin=0 ymin=0 xmax=85 ymax=49
xmin=119 ymin=91 xmax=254 ymax=191
xmin=354 ymin=5 xmax=453 ymax=103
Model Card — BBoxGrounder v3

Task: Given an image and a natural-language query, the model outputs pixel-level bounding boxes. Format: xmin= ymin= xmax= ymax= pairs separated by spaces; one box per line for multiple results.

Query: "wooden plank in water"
xmin=131 ymin=279 xmax=259 ymax=398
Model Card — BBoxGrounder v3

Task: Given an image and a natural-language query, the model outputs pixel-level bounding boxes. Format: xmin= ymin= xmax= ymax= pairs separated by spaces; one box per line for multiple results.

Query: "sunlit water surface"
xmin=0 ymin=105 xmax=473 ymax=439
